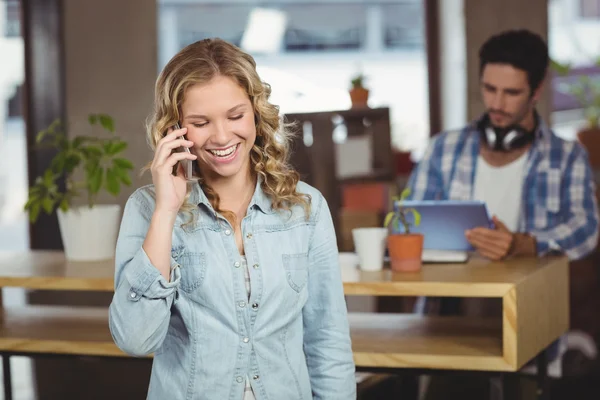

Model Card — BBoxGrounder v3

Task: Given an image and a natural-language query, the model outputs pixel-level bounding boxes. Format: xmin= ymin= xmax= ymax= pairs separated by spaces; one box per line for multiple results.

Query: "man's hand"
xmin=465 ymin=216 xmax=515 ymax=260
xmin=466 ymin=216 xmax=538 ymax=260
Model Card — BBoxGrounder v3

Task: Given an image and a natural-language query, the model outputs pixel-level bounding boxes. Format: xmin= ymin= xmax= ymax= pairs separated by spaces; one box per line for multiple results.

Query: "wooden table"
xmin=0 ymin=251 xmax=569 ymax=399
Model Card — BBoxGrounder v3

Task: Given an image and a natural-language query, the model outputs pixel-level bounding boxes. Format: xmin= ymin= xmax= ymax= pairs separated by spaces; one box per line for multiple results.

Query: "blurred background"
xmin=1 ymin=0 xmax=600 ymax=399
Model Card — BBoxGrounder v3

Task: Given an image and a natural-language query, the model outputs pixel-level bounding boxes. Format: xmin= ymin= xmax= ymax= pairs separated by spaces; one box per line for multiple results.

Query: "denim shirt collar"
xmin=188 ymin=175 xmax=274 ymax=215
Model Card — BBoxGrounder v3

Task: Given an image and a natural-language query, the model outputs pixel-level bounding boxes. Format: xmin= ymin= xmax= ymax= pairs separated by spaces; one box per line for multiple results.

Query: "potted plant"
xmin=349 ymin=73 xmax=369 ymax=108
xmin=384 ymin=188 xmax=423 ymax=272
xmin=551 ymin=59 xmax=600 ymax=167
xmin=24 ymin=114 xmax=134 ymax=261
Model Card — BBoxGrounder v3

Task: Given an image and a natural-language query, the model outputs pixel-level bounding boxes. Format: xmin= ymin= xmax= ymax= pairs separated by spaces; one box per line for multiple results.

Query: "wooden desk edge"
xmin=0 ymin=277 xmax=115 ymax=292
xmin=502 ymin=257 xmax=570 ymax=369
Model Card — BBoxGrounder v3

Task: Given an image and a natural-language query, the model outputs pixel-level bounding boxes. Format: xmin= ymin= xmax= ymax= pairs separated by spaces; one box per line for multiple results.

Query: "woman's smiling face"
xmin=181 ymin=75 xmax=256 ymax=182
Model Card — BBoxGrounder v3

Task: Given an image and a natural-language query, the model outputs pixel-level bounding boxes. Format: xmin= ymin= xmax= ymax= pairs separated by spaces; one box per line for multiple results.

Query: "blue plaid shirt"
xmin=405 ymin=116 xmax=599 ymax=261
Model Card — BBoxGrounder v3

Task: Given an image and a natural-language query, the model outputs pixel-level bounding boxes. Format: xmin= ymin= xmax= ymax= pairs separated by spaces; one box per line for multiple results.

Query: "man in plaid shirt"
xmin=407 ymin=29 xmax=600 ymax=399
xmin=406 ymin=29 xmax=599 ymax=262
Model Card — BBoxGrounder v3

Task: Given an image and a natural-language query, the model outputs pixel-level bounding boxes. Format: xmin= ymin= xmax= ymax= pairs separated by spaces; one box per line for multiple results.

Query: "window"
xmin=157 ymin=0 xmax=430 ymax=156
xmin=0 ymin=0 xmax=28 ymax=251
xmin=549 ymin=0 xmax=600 ymax=140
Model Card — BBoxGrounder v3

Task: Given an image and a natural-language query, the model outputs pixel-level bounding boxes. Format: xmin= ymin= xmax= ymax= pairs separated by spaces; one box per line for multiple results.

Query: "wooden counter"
xmin=0 ymin=251 xmax=569 ymax=372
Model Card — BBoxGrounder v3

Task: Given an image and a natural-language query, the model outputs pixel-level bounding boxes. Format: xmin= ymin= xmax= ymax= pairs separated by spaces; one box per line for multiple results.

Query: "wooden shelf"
xmin=0 ymin=251 xmax=114 ymax=291
xmin=349 ymin=313 xmax=510 ymax=371
xmin=0 ymin=306 xmax=126 ymax=357
xmin=0 ymin=306 xmax=510 ymax=371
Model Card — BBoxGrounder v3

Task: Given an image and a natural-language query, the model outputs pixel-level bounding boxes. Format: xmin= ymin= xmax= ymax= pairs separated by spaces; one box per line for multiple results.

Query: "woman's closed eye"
xmin=192 ymin=115 xmax=244 ymax=128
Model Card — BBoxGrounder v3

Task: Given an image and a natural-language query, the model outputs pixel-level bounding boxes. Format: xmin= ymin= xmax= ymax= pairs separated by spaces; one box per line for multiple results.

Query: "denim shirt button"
xmin=246 ymin=233 xmax=253 ymax=239
xmin=129 ymin=292 xmax=136 ymax=299
xmin=236 ymin=376 xmax=243 ymax=383
xmin=253 ymin=375 xmax=259 ymax=380
xmin=234 ymin=261 xmax=240 ymax=268
xmin=224 ymin=229 xmax=231 ymax=236
xmin=242 ymin=337 xmax=249 ymax=343
xmin=251 ymin=303 xmax=259 ymax=310
xmin=252 ymin=264 xmax=259 ymax=269
xmin=238 ymin=301 xmax=246 ymax=308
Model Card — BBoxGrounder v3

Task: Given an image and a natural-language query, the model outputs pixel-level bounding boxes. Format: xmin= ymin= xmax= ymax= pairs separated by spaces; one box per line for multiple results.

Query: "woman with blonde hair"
xmin=108 ymin=38 xmax=356 ymax=399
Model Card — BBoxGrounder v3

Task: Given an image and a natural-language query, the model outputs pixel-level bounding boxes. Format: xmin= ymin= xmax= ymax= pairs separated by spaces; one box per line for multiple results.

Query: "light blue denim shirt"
xmin=108 ymin=179 xmax=356 ymax=400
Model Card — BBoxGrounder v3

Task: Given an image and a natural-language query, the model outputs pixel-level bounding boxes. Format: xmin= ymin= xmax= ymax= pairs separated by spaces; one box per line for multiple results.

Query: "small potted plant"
xmin=384 ymin=188 xmax=424 ymax=272
xmin=349 ymin=73 xmax=369 ymax=108
xmin=24 ymin=114 xmax=134 ymax=261
xmin=551 ymin=59 xmax=600 ymax=167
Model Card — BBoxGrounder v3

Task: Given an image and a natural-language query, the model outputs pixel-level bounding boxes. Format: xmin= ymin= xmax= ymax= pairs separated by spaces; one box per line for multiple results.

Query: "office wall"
xmin=64 ymin=0 xmax=157 ymax=208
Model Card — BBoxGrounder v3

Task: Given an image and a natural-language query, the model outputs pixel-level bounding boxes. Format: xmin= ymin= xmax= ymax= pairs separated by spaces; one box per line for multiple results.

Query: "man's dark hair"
xmin=479 ymin=29 xmax=549 ymax=93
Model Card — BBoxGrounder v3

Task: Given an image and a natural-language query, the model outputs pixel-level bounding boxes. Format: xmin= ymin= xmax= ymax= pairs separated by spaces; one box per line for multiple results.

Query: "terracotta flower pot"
xmin=349 ymin=87 xmax=369 ymax=108
xmin=577 ymin=127 xmax=600 ymax=169
xmin=387 ymin=233 xmax=424 ymax=272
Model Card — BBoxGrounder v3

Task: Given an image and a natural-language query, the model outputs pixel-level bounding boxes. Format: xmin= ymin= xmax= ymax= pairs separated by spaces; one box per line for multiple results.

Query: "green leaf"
xmin=113 ymin=166 xmax=132 ymax=185
xmin=50 ymin=153 xmax=66 ymax=173
xmin=28 ymin=186 xmax=42 ymax=197
xmin=88 ymin=114 xmax=98 ymax=125
xmin=89 ymin=167 xmax=103 ymax=194
xmin=107 ymin=141 xmax=127 ymax=155
xmin=98 ymin=114 xmax=115 ymax=133
xmin=83 ymin=145 xmax=103 ymax=158
xmin=72 ymin=136 xmax=86 ymax=149
xmin=42 ymin=198 xmax=54 ymax=214
xmin=63 ymin=153 xmax=81 ymax=173
xmin=29 ymin=203 xmax=41 ymax=223
xmin=106 ymin=168 xmax=120 ymax=195
xmin=120 ymin=173 xmax=132 ymax=186
xmin=405 ymin=208 xmax=421 ymax=227
xmin=383 ymin=212 xmax=394 ymax=227
xmin=24 ymin=197 xmax=36 ymax=210
xmin=400 ymin=187 xmax=411 ymax=201
xmin=36 ymin=129 xmax=47 ymax=143
xmin=43 ymin=169 xmax=55 ymax=186
xmin=59 ymin=198 xmax=70 ymax=212
xmin=113 ymin=158 xmax=134 ymax=170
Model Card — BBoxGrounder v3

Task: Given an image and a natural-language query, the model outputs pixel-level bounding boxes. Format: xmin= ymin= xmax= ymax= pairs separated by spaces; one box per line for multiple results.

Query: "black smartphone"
xmin=170 ymin=122 xmax=193 ymax=180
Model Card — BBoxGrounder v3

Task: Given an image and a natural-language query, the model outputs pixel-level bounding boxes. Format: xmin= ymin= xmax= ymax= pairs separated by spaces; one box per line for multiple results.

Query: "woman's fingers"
xmin=162 ymin=151 xmax=197 ymax=170
xmin=155 ymin=127 xmax=188 ymax=152
xmin=153 ymin=138 xmax=194 ymax=168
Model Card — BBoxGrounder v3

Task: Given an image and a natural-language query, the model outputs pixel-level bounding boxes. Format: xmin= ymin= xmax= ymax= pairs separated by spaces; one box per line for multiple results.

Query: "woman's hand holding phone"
xmin=150 ymin=125 xmax=197 ymax=215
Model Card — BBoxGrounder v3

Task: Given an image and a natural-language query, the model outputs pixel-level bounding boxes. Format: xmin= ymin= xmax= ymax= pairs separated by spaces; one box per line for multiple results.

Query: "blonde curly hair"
xmin=145 ymin=38 xmax=310 ymax=224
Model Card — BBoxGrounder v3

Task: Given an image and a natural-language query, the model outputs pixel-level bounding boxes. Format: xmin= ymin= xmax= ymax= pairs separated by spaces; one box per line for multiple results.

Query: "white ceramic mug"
xmin=351 ymin=227 xmax=388 ymax=271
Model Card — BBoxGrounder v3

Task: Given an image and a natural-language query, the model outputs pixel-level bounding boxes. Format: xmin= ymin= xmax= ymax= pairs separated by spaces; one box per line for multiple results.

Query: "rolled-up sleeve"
xmin=302 ymin=193 xmax=356 ymax=399
xmin=109 ymin=193 xmax=181 ymax=357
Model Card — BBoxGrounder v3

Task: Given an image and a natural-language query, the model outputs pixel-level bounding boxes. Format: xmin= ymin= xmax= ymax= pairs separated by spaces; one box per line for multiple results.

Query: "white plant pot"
xmin=57 ymin=204 xmax=122 ymax=261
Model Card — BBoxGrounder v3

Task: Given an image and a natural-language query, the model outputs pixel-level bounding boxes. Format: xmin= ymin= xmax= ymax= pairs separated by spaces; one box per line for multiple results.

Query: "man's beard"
xmin=487 ymin=105 xmax=530 ymax=129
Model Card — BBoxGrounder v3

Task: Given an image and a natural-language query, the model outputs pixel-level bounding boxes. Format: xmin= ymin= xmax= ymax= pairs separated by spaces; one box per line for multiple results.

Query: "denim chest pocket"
xmin=283 ymin=253 xmax=309 ymax=293
xmin=177 ymin=252 xmax=207 ymax=292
